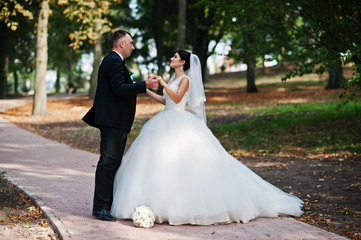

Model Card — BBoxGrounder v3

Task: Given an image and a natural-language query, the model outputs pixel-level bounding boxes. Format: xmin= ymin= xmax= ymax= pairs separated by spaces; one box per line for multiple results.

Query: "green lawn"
xmin=210 ymin=101 xmax=361 ymax=156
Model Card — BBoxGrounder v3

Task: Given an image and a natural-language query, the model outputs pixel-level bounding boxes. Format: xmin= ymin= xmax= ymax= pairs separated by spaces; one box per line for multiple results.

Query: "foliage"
xmin=57 ymin=0 xmax=122 ymax=49
xmin=207 ymin=0 xmax=290 ymax=64
xmin=195 ymin=0 xmax=361 ymax=97
xmin=0 ymin=0 xmax=33 ymax=30
xmin=6 ymin=2 xmax=37 ymax=95
xmin=281 ymin=0 xmax=361 ymax=97
xmin=48 ymin=3 xmax=72 ymax=70
xmin=340 ymin=59 xmax=361 ymax=102
xmin=123 ymin=0 xmax=227 ymax=79
xmin=3 ymin=0 xmax=361 ymax=99
xmin=126 ymin=0 xmax=178 ymax=73
xmin=0 ymin=0 xmax=36 ymax=98
xmin=196 ymin=0 xmax=296 ymax=90
xmin=187 ymin=0 xmax=227 ymax=79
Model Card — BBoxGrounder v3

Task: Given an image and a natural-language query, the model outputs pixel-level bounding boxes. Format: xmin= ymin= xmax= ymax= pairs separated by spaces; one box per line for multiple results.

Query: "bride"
xmin=110 ymin=50 xmax=303 ymax=225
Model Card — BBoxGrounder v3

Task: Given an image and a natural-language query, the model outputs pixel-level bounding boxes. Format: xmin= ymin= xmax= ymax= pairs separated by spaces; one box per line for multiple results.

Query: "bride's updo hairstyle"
xmin=177 ymin=50 xmax=191 ymax=71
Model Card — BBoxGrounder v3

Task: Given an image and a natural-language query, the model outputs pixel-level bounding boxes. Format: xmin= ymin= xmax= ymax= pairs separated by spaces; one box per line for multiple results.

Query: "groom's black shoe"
xmin=92 ymin=209 xmax=116 ymax=221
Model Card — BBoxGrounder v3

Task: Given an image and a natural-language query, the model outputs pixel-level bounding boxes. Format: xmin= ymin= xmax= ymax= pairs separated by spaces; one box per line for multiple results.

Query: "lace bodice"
xmin=163 ymin=76 xmax=190 ymax=111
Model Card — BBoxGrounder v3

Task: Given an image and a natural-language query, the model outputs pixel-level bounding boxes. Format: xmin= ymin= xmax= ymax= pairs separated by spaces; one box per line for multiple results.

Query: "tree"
xmin=8 ymin=23 xmax=36 ymax=95
xmin=126 ymin=0 xmax=177 ymax=77
xmin=89 ymin=18 xmax=102 ymax=98
xmin=0 ymin=0 xmax=51 ymax=114
xmin=0 ymin=23 xmax=10 ymax=98
xmin=126 ymin=0 xmax=225 ymax=83
xmin=58 ymin=0 xmax=121 ymax=99
xmin=187 ymin=1 xmax=225 ymax=81
xmin=326 ymin=60 xmax=344 ymax=90
xmin=32 ymin=0 xmax=50 ymax=115
xmin=201 ymin=0 xmax=292 ymax=92
xmin=0 ymin=0 xmax=34 ymax=98
xmin=9 ymin=28 xmax=35 ymax=95
xmin=48 ymin=2 xmax=83 ymax=94
xmin=281 ymin=0 xmax=361 ymax=98
xmin=176 ymin=0 xmax=186 ymax=50
xmin=243 ymin=30 xmax=257 ymax=93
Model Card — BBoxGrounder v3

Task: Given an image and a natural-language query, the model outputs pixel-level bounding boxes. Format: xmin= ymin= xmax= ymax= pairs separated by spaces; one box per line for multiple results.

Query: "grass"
xmin=210 ymin=101 xmax=361 ymax=156
xmin=205 ymin=70 xmax=328 ymax=89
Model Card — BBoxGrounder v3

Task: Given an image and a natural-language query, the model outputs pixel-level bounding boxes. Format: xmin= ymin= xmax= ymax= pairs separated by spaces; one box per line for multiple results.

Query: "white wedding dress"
xmin=111 ymin=76 xmax=303 ymax=225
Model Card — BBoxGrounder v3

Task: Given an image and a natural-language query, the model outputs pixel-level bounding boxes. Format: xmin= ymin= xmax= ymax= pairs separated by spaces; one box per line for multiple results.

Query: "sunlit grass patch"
xmin=210 ymin=101 xmax=361 ymax=156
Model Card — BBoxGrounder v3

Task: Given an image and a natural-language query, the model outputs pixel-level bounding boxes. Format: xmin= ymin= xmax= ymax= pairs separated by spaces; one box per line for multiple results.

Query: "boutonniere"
xmin=129 ymin=70 xmax=134 ymax=76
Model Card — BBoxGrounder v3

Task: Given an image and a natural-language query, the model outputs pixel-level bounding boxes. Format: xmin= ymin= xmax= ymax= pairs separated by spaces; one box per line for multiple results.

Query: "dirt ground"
xmin=0 ymin=83 xmax=360 ymax=239
xmin=0 ymin=173 xmax=59 ymax=240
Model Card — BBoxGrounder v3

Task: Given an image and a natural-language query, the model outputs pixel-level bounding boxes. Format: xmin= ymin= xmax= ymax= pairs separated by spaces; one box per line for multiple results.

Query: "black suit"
xmin=83 ymin=51 xmax=146 ymax=212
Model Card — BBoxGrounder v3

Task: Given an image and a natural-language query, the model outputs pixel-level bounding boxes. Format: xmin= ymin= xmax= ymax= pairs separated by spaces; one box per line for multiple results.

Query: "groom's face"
xmin=121 ymin=34 xmax=135 ymax=59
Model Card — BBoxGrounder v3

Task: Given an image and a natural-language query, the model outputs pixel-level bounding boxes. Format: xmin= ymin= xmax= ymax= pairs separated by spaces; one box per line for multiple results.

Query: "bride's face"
xmin=170 ymin=53 xmax=184 ymax=69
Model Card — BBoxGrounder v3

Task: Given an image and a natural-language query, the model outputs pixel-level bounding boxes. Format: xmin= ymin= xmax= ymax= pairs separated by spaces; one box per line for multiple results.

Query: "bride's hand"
xmin=157 ymin=76 xmax=166 ymax=87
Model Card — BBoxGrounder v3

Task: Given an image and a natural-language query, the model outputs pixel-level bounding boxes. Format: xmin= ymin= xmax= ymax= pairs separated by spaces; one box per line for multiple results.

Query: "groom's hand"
xmin=146 ymin=74 xmax=159 ymax=89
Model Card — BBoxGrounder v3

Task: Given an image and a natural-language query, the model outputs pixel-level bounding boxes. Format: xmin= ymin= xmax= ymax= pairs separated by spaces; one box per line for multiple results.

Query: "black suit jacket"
xmin=82 ymin=51 xmax=146 ymax=133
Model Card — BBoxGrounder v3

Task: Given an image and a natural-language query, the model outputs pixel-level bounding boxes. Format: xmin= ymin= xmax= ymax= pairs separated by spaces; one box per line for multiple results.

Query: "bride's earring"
xmin=179 ymin=66 xmax=183 ymax=71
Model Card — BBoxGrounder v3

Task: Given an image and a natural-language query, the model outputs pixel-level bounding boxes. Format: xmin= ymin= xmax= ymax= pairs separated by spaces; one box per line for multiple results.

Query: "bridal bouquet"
xmin=132 ymin=205 xmax=155 ymax=228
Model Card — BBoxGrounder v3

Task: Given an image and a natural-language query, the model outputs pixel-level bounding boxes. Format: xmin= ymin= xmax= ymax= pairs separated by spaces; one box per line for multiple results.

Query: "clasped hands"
xmin=145 ymin=73 xmax=166 ymax=89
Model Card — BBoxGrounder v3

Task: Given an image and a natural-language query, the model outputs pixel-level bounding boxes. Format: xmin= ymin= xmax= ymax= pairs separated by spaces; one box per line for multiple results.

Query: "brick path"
xmin=0 ymin=98 xmax=346 ymax=240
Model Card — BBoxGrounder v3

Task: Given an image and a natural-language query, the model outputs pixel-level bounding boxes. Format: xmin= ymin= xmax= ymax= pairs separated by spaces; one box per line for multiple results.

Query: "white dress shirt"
xmin=112 ymin=50 xmax=124 ymax=61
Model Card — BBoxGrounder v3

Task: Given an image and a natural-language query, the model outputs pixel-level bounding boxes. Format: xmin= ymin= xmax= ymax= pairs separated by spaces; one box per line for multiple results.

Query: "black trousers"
xmin=93 ymin=126 xmax=127 ymax=212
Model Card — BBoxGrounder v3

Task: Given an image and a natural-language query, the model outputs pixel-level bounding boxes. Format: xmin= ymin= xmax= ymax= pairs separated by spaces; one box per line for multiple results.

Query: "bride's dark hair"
xmin=177 ymin=50 xmax=191 ymax=71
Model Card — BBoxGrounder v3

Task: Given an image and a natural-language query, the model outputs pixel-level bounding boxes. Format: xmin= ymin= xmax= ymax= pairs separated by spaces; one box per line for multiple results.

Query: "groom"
xmin=82 ymin=30 xmax=158 ymax=221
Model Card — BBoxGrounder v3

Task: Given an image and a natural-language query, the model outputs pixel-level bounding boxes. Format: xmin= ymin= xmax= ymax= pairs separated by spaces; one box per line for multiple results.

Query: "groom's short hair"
xmin=113 ymin=30 xmax=132 ymax=47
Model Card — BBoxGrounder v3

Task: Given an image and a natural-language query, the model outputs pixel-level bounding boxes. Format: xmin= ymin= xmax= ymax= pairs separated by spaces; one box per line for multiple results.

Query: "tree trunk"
xmin=192 ymin=6 xmax=217 ymax=82
xmin=67 ymin=44 xmax=73 ymax=89
xmin=152 ymin=0 xmax=165 ymax=94
xmin=67 ymin=23 xmax=73 ymax=89
xmin=176 ymin=0 xmax=186 ymax=50
xmin=194 ymin=28 xmax=209 ymax=82
xmin=244 ymin=33 xmax=258 ymax=93
xmin=13 ymin=70 xmax=19 ymax=94
xmin=246 ymin=58 xmax=257 ymax=93
xmin=89 ymin=18 xmax=102 ymax=100
xmin=32 ymin=0 xmax=49 ymax=116
xmin=55 ymin=69 xmax=61 ymax=93
xmin=326 ymin=60 xmax=344 ymax=89
xmin=0 ymin=23 xmax=9 ymax=99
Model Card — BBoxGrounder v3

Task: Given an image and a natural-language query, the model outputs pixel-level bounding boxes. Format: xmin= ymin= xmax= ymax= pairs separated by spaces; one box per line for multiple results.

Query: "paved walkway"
xmin=0 ymin=97 xmax=346 ymax=240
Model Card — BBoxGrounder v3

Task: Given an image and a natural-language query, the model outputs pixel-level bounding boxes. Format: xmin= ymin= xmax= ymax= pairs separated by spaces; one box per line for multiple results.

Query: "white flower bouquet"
xmin=132 ymin=205 xmax=155 ymax=228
